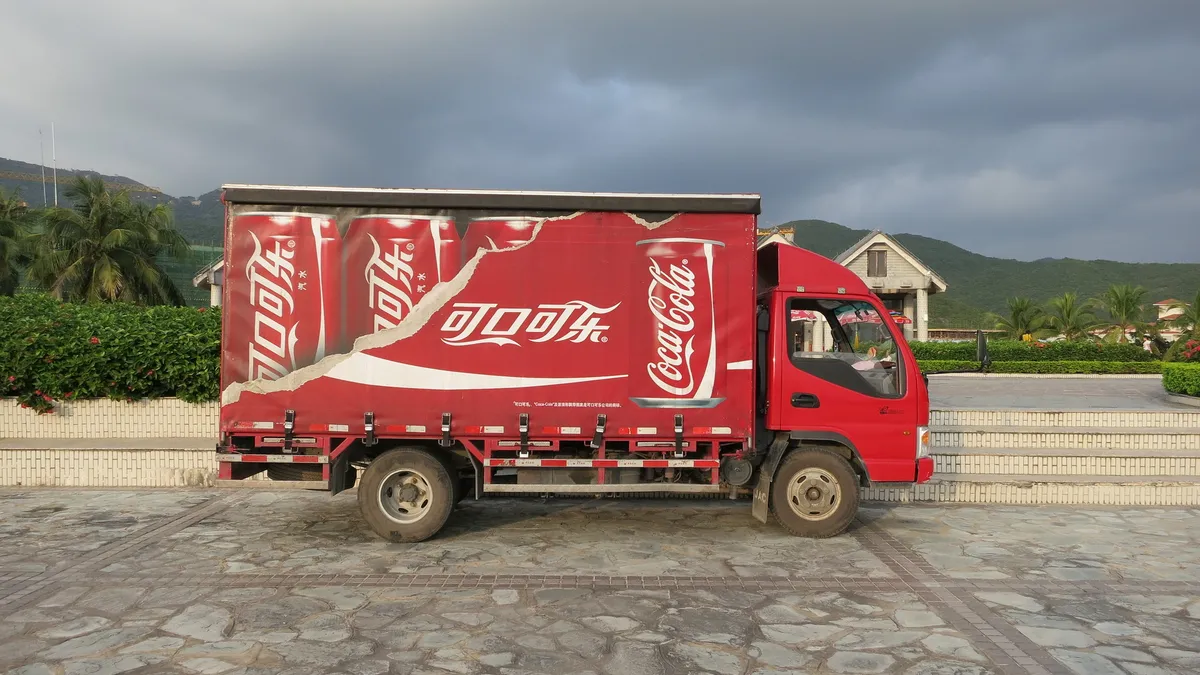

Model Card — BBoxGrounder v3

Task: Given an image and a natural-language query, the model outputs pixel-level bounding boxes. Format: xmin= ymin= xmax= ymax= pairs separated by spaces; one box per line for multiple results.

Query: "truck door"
xmin=777 ymin=296 xmax=916 ymax=482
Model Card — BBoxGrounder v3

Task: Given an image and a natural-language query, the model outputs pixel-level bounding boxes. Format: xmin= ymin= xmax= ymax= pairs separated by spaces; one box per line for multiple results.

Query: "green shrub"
xmin=1163 ymin=363 xmax=1200 ymax=397
xmin=917 ymin=360 xmax=1162 ymax=375
xmin=0 ymin=294 xmax=220 ymax=413
xmin=910 ymin=339 xmax=1155 ymax=362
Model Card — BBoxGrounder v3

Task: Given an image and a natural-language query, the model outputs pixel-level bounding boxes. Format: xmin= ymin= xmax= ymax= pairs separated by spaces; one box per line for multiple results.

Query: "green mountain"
xmin=788 ymin=219 xmax=1200 ymax=328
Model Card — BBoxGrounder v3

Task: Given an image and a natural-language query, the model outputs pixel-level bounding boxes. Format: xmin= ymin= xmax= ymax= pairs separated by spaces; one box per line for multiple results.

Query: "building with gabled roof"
xmin=833 ymin=230 xmax=947 ymax=341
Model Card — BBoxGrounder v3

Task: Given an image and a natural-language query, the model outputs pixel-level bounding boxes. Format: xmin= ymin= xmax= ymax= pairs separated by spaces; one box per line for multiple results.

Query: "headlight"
xmin=916 ymin=426 xmax=931 ymax=459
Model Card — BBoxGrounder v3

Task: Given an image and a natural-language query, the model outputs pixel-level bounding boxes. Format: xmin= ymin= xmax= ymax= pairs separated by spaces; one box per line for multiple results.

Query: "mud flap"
xmin=751 ymin=432 xmax=791 ymax=523
xmin=329 ymin=454 xmax=356 ymax=496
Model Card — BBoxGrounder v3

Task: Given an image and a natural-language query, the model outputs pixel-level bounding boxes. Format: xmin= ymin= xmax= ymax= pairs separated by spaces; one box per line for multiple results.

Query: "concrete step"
xmin=865 ymin=474 xmax=1200 ymax=505
xmin=932 ymin=428 xmax=1200 ymax=451
xmin=932 ymin=447 xmax=1200 ymax=477
xmin=931 ymin=409 xmax=1200 ymax=429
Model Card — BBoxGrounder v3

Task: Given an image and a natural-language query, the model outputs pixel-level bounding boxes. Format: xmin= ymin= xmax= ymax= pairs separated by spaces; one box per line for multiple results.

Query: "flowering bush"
xmin=918 ymin=360 xmax=1163 ymax=375
xmin=0 ymin=295 xmax=220 ymax=413
xmin=1164 ymin=338 xmax=1200 ymax=364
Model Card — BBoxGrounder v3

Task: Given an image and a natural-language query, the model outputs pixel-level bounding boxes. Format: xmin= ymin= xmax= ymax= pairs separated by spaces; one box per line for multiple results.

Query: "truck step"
xmin=215 ymin=479 xmax=329 ymax=490
xmin=484 ymin=483 xmax=723 ymax=494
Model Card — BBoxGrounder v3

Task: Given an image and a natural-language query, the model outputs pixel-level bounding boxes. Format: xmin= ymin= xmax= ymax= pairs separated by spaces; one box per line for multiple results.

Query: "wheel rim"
xmin=785 ymin=467 xmax=842 ymax=521
xmin=378 ymin=468 xmax=434 ymax=525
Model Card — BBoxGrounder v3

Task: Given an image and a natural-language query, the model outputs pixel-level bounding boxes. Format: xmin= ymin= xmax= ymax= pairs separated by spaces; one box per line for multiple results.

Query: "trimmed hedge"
xmin=1163 ymin=363 xmax=1200 ymax=397
xmin=910 ymin=339 xmax=1155 ymax=362
xmin=0 ymin=295 xmax=220 ymax=413
xmin=918 ymin=360 xmax=1163 ymax=375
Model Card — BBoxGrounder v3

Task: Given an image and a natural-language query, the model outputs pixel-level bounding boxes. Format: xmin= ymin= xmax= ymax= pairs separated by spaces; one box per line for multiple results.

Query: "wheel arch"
xmin=786 ymin=431 xmax=872 ymax=487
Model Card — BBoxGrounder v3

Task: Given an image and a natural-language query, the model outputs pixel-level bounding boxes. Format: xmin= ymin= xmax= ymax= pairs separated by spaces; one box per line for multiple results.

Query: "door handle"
xmin=791 ymin=393 xmax=820 ymax=408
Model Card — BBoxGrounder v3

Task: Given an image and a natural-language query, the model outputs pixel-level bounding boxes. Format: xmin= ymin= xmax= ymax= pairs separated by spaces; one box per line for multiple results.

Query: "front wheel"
xmin=770 ymin=447 xmax=859 ymax=538
xmin=358 ymin=447 xmax=455 ymax=543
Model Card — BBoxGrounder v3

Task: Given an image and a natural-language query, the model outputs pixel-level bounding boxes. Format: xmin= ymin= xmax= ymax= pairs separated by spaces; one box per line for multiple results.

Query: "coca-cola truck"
xmin=217 ymin=185 xmax=934 ymax=542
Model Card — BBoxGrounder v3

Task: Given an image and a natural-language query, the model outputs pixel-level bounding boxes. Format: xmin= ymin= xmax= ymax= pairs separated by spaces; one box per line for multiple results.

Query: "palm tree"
xmin=26 ymin=176 xmax=190 ymax=305
xmin=1170 ymin=290 xmax=1200 ymax=337
xmin=0 ymin=188 xmax=35 ymax=296
xmin=995 ymin=297 xmax=1049 ymax=339
xmin=1045 ymin=292 xmax=1098 ymax=341
xmin=1096 ymin=284 xmax=1148 ymax=344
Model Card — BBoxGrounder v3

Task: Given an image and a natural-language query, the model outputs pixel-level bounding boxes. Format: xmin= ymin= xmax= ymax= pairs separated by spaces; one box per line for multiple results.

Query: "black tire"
xmin=357 ymin=448 xmax=455 ymax=543
xmin=770 ymin=447 xmax=859 ymax=538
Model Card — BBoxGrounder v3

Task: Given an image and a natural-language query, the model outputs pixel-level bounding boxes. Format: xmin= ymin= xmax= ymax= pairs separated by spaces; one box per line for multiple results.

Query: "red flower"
xmin=147 ymin=370 xmax=155 ymax=376
xmin=89 ymin=336 xmax=100 ymax=344
xmin=64 ymin=391 xmax=74 ymax=398
xmin=42 ymin=394 xmax=51 ymax=402
xmin=6 ymin=376 xmax=13 ymax=382
xmin=34 ymin=390 xmax=40 ymax=395
xmin=198 ymin=307 xmax=207 ymax=313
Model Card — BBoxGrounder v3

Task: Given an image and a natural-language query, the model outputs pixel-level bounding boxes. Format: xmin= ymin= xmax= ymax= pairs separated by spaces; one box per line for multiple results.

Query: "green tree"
xmin=1096 ymin=283 xmax=1148 ymax=344
xmin=994 ymin=297 xmax=1049 ymax=339
xmin=26 ymin=176 xmax=190 ymax=305
xmin=0 ymin=188 xmax=35 ymax=296
xmin=1045 ymin=292 xmax=1098 ymax=341
xmin=1169 ymin=291 xmax=1200 ymax=336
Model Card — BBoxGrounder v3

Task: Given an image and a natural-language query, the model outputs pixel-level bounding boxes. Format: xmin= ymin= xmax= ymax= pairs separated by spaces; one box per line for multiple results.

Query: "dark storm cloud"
xmin=2 ymin=0 xmax=1198 ymax=262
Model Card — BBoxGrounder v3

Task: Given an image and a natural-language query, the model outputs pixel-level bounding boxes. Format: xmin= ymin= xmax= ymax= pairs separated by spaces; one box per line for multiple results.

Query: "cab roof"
xmin=757 ymin=242 xmax=872 ymax=297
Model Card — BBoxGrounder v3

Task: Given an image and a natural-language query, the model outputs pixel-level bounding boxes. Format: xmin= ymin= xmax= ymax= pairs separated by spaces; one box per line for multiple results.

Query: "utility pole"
xmin=51 ymin=122 xmax=58 ymax=207
xmin=39 ymin=128 xmax=48 ymax=206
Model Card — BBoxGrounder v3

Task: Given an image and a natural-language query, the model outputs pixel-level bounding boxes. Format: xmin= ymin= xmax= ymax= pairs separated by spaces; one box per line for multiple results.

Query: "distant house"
xmin=834 ymin=231 xmax=947 ymax=341
xmin=192 ymin=259 xmax=223 ymax=307
xmin=1152 ymin=298 xmax=1189 ymax=342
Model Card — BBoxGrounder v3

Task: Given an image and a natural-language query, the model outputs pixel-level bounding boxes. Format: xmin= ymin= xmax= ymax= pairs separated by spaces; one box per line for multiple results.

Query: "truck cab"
xmin=749 ymin=243 xmax=933 ymax=537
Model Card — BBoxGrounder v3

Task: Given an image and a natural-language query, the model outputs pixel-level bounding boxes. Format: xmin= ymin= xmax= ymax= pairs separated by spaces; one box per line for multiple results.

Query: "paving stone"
xmin=36 ymin=616 xmax=113 ymax=639
xmin=1094 ymin=621 xmax=1144 ymax=637
xmin=179 ymin=657 xmax=237 ymax=674
xmin=1121 ymin=663 xmax=1180 ymax=675
xmin=62 ymin=655 xmax=166 ymax=675
xmin=826 ymin=651 xmax=894 ymax=674
xmin=38 ymin=587 xmax=91 ymax=608
xmin=835 ymin=630 xmax=924 ymax=650
xmin=443 ymin=612 xmax=495 ymax=627
xmin=118 ymin=636 xmax=187 ymax=654
xmin=480 ymin=653 xmax=516 ymax=667
xmin=580 ymin=615 xmax=640 ymax=633
xmin=900 ymin=662 xmax=989 ymax=675
xmin=1095 ymin=646 xmax=1155 ymax=663
xmin=603 ymin=641 xmax=664 ymax=675
xmin=920 ymin=635 xmax=986 ymax=663
xmin=1186 ymin=602 xmax=1200 ymax=619
xmin=748 ymin=641 xmax=811 ymax=669
xmin=894 ymin=609 xmax=943 ymax=628
xmin=162 ymin=605 xmax=232 ymax=642
xmin=139 ymin=587 xmax=207 ymax=609
xmin=491 ymin=590 xmax=519 ymax=605
xmin=6 ymin=665 xmax=57 ymax=675
xmin=833 ymin=618 xmax=899 ymax=630
xmin=1107 ymin=595 xmax=1190 ymax=615
xmin=760 ymin=623 xmax=845 ymax=645
xmin=754 ymin=604 xmax=808 ymax=624
xmin=41 ymin=627 xmax=152 ymax=660
xmin=557 ymin=630 xmax=608 ymax=659
xmin=975 ymin=592 xmax=1044 ymax=613
xmin=1017 ymin=626 xmax=1096 ymax=648
xmin=1050 ymin=649 xmax=1126 ymax=675
xmin=666 ymin=642 xmax=745 ymax=675
xmin=293 ymin=587 xmax=369 ymax=611
xmin=296 ymin=612 xmax=353 ymax=642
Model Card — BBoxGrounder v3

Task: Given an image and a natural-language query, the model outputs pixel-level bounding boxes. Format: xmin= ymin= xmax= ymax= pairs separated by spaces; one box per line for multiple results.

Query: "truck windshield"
xmin=786 ymin=298 xmax=904 ymax=398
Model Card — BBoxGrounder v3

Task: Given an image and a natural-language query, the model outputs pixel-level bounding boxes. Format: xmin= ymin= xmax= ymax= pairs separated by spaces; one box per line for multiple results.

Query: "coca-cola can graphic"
xmin=225 ymin=212 xmax=342 ymax=384
xmin=344 ymin=216 xmax=461 ymax=341
xmin=629 ymin=237 xmax=726 ymax=409
xmin=462 ymin=216 xmax=540 ymax=263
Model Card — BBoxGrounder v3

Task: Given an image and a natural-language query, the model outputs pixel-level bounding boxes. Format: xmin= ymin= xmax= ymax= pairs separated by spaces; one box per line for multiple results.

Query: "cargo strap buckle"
xmin=283 ymin=410 xmax=295 ymax=453
xmin=363 ymin=412 xmax=376 ymax=447
xmin=589 ymin=414 xmax=607 ymax=449
xmin=673 ymin=414 xmax=685 ymax=458
xmin=518 ymin=414 xmax=530 ymax=458
xmin=440 ymin=412 xmax=453 ymax=447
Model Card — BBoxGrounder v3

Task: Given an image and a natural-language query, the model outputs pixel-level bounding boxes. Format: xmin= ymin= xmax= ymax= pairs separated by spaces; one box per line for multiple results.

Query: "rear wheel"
xmin=770 ymin=447 xmax=859 ymax=538
xmin=358 ymin=447 xmax=455 ymax=543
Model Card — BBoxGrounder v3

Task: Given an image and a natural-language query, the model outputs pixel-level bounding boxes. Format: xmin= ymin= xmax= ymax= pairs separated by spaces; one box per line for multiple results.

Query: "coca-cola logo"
xmin=365 ymin=234 xmax=417 ymax=331
xmin=441 ymin=301 xmax=619 ymax=347
xmin=245 ymin=232 xmax=298 ymax=380
xmin=646 ymin=256 xmax=699 ymax=396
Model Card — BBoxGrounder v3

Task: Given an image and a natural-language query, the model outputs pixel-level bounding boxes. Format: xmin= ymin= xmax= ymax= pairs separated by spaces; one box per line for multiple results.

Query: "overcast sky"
xmin=3 ymin=1 xmax=1198 ymax=262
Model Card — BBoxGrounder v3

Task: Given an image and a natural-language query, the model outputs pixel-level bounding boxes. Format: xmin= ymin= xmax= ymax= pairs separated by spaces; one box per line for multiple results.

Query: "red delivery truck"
xmin=216 ymin=185 xmax=934 ymax=542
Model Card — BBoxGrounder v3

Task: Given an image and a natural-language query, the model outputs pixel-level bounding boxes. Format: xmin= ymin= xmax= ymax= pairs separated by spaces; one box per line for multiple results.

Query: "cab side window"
xmin=786 ymin=298 xmax=903 ymax=398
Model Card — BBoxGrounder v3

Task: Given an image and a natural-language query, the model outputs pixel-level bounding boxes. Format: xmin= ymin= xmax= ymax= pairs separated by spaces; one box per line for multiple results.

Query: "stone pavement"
xmin=2 ymin=489 xmax=1198 ymax=675
xmin=929 ymin=375 xmax=1185 ymax=411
